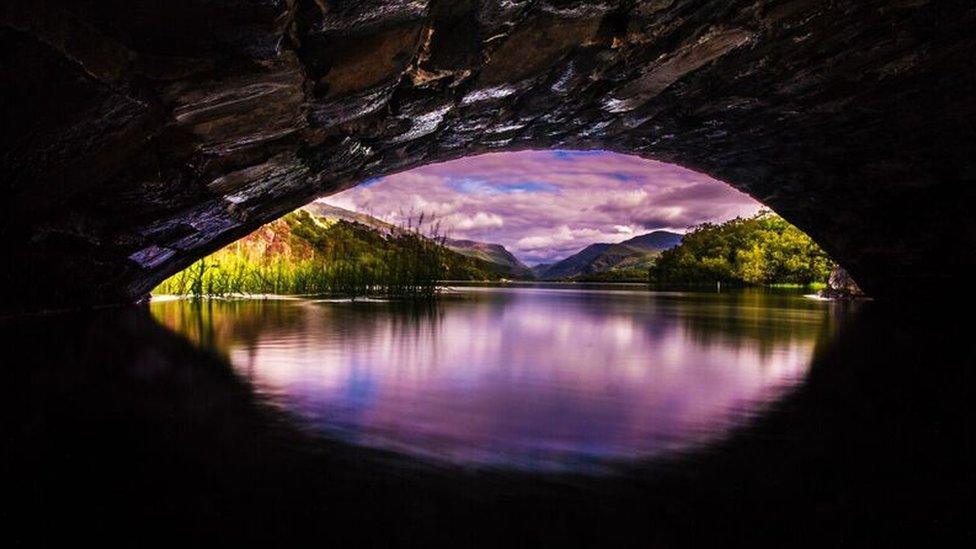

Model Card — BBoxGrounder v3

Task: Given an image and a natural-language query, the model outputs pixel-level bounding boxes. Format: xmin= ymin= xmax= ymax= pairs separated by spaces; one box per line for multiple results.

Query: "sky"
xmin=320 ymin=150 xmax=762 ymax=265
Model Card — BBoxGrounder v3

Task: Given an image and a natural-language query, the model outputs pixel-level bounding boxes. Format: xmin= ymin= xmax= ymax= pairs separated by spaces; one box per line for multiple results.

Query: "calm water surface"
xmin=6 ymin=286 xmax=970 ymax=546
xmin=151 ymin=286 xmax=829 ymax=472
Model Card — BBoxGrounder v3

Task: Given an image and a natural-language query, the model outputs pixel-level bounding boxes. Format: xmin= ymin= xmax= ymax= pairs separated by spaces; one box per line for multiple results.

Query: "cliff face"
xmin=2 ymin=1 xmax=975 ymax=309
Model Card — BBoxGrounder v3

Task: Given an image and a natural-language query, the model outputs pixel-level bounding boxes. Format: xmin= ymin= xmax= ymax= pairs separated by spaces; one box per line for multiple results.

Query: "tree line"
xmin=649 ymin=211 xmax=833 ymax=286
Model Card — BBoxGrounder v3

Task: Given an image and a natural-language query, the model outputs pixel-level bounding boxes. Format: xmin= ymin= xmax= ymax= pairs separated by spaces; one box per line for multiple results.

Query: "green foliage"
xmin=576 ymin=268 xmax=652 ymax=282
xmin=650 ymin=211 xmax=833 ymax=286
xmin=153 ymin=211 xmax=501 ymax=299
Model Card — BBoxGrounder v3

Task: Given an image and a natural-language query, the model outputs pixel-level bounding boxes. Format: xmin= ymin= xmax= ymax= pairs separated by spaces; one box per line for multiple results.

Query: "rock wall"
xmin=2 ymin=1 xmax=975 ymax=309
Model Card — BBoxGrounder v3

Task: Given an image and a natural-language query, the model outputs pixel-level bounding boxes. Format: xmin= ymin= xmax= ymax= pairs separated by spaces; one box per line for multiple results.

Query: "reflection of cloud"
xmin=319 ymin=150 xmax=762 ymax=264
xmin=155 ymin=291 xmax=822 ymax=473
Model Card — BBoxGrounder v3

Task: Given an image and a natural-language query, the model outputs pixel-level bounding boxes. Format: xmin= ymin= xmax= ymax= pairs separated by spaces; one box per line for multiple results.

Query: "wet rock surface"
xmin=2 ymin=1 xmax=975 ymax=309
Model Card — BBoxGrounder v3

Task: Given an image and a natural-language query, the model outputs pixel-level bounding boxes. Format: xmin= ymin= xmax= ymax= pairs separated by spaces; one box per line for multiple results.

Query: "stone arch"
xmin=2 ymin=1 xmax=975 ymax=310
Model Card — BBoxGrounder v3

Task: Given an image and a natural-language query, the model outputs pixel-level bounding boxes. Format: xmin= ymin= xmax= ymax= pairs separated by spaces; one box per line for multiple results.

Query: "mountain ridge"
xmin=535 ymin=231 xmax=683 ymax=280
xmin=304 ymin=202 xmax=681 ymax=281
xmin=443 ymin=238 xmax=534 ymax=279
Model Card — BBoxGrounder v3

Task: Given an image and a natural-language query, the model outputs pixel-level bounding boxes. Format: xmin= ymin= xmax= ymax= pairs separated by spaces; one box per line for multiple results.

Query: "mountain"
xmin=538 ymin=243 xmax=613 ymax=280
xmin=444 ymin=238 xmax=534 ymax=279
xmin=154 ymin=208 xmax=511 ymax=295
xmin=213 ymin=209 xmax=506 ymax=281
xmin=530 ymin=263 xmax=553 ymax=277
xmin=535 ymin=231 xmax=682 ymax=280
xmin=621 ymin=231 xmax=683 ymax=252
xmin=302 ymin=202 xmax=534 ymax=279
xmin=303 ymin=202 xmax=681 ymax=281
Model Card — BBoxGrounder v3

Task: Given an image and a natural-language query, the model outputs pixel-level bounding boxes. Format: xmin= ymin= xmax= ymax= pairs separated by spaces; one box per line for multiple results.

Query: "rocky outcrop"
xmin=820 ymin=266 xmax=866 ymax=299
xmin=2 ymin=1 xmax=976 ymax=310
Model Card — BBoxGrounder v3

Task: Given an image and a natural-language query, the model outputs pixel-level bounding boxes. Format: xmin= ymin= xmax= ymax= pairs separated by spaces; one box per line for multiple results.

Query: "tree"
xmin=650 ymin=211 xmax=833 ymax=285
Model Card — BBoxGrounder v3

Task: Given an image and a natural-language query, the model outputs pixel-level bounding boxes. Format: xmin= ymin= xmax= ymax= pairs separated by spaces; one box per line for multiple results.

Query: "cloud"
xmin=515 ymin=235 xmax=560 ymax=251
xmin=453 ymin=212 xmax=505 ymax=230
xmin=595 ymin=189 xmax=650 ymax=213
xmin=449 ymin=179 xmax=560 ymax=195
xmin=318 ymin=150 xmax=762 ymax=264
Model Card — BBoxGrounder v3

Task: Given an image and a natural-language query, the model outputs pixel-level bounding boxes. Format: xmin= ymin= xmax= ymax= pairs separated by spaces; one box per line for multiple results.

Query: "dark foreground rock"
xmin=2 ymin=1 xmax=976 ymax=309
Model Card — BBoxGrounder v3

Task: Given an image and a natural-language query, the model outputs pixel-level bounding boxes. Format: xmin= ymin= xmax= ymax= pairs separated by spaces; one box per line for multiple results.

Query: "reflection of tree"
xmin=152 ymin=289 xmax=830 ymax=370
xmin=671 ymin=289 xmax=829 ymax=357
xmin=561 ymin=288 xmax=828 ymax=357
xmin=151 ymin=299 xmax=307 ymax=353
xmin=151 ymin=298 xmax=450 ymax=364
xmin=315 ymin=299 xmax=445 ymax=341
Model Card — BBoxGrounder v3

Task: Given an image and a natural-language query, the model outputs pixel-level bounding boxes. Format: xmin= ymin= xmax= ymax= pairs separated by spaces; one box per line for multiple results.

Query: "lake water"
xmin=151 ymin=286 xmax=827 ymax=472
xmin=4 ymin=286 xmax=971 ymax=545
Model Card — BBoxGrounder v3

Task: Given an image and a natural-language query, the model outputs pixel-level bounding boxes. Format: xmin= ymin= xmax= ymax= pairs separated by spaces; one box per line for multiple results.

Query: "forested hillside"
xmin=650 ymin=211 xmax=832 ymax=286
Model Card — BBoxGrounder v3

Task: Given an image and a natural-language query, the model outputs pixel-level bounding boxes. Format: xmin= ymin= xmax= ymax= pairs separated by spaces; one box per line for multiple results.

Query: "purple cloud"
xmin=320 ymin=151 xmax=762 ymax=264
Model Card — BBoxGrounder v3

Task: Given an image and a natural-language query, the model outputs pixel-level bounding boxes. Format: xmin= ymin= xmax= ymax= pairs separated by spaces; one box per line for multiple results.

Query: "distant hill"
xmin=535 ymin=231 xmax=682 ymax=280
xmin=620 ymin=231 xmax=684 ymax=252
xmin=444 ymin=238 xmax=534 ymax=279
xmin=303 ymin=202 xmax=534 ymax=280
xmin=530 ymin=263 xmax=553 ymax=277
xmin=538 ymin=243 xmax=613 ymax=280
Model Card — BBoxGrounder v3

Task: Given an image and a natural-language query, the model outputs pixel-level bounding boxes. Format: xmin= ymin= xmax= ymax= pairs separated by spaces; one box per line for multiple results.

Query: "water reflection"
xmin=152 ymin=287 xmax=830 ymax=471
xmin=6 ymin=294 xmax=970 ymax=546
